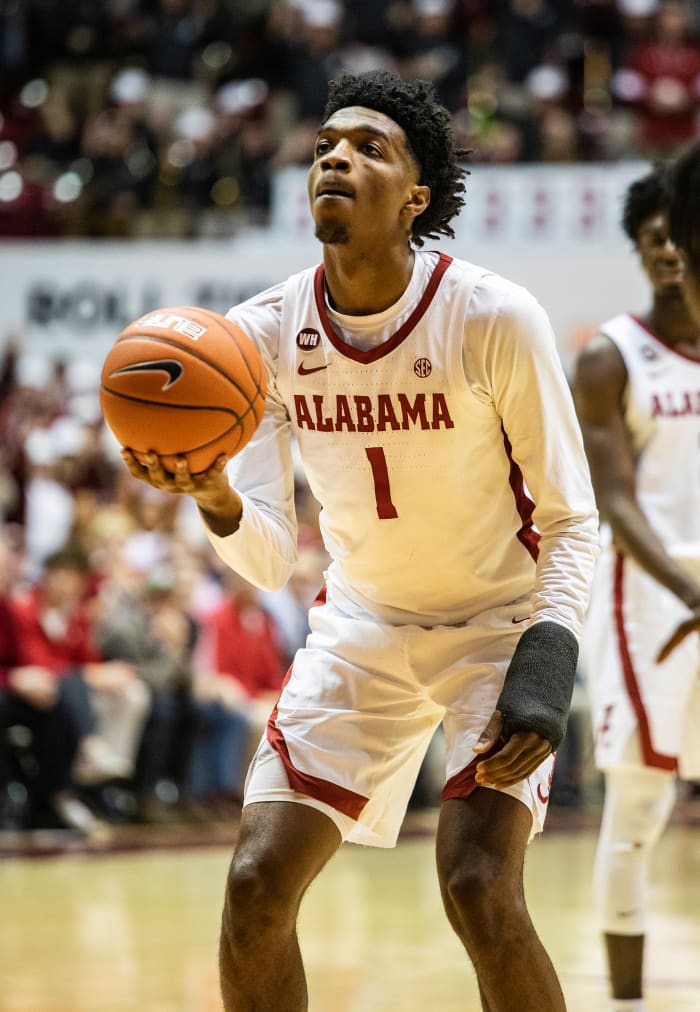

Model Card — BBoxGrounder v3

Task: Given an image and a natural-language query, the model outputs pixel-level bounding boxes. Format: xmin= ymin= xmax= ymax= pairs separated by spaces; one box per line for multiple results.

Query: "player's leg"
xmin=592 ymin=763 xmax=676 ymax=1006
xmin=219 ymin=799 xmax=342 ymax=1012
xmin=436 ymin=789 xmax=565 ymax=1012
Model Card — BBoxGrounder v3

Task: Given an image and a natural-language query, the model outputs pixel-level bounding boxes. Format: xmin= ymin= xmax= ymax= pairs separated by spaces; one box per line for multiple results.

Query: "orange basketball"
xmin=100 ymin=305 xmax=266 ymax=474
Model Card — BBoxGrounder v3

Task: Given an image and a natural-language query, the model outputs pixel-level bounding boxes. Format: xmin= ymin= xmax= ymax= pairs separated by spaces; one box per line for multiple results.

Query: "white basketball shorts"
xmin=581 ymin=550 xmax=700 ymax=778
xmin=244 ymin=592 xmax=555 ymax=848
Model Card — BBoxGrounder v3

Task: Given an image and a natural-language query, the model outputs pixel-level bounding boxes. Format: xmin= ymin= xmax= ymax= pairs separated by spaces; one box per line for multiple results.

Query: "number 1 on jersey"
xmin=365 ymin=446 xmax=398 ymax=519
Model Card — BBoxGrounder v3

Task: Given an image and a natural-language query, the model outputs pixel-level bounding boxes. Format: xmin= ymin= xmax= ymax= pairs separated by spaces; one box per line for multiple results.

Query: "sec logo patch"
xmin=414 ymin=357 xmax=432 ymax=378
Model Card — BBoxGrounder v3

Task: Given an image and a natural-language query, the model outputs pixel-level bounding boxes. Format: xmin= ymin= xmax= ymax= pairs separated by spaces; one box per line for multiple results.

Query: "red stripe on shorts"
xmin=441 ymin=742 xmax=502 ymax=802
xmin=613 ymin=553 xmax=677 ymax=772
xmin=266 ymin=720 xmax=369 ymax=820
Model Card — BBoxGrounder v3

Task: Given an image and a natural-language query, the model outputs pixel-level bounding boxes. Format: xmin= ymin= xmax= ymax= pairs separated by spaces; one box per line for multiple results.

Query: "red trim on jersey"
xmin=313 ymin=253 xmax=453 ymax=364
xmin=441 ymin=742 xmax=501 ymax=802
xmin=501 ymin=427 xmax=540 ymax=562
xmin=613 ymin=553 xmax=677 ymax=772
xmin=265 ymin=643 xmax=369 ymax=820
xmin=630 ymin=314 xmax=700 ymax=364
xmin=312 ymin=585 xmax=327 ymax=607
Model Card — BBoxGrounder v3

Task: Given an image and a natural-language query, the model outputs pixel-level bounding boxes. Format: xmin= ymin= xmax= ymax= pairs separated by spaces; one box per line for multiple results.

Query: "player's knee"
xmin=223 ymin=855 xmax=283 ymax=944
xmin=604 ymin=768 xmax=676 ymax=848
xmin=443 ymin=860 xmax=512 ymax=942
xmin=593 ymin=769 xmax=676 ymax=935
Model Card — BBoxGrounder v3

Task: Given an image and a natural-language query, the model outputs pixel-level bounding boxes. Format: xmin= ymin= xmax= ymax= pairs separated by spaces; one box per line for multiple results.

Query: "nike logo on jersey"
xmin=110 ymin=359 xmax=183 ymax=390
xmin=298 ymin=362 xmax=329 ymax=376
xmin=511 ymin=615 xmax=531 ymax=624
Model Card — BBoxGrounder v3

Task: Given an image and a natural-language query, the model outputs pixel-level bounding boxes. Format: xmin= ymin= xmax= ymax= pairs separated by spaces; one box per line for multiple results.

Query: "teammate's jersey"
xmin=207 ymin=251 xmax=598 ymax=634
xmin=599 ymin=312 xmax=700 ymax=566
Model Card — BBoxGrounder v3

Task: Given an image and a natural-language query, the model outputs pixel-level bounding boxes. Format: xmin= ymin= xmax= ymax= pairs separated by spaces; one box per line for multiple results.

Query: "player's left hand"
xmin=656 ymin=606 xmax=700 ymax=662
xmin=473 ymin=709 xmax=552 ymax=789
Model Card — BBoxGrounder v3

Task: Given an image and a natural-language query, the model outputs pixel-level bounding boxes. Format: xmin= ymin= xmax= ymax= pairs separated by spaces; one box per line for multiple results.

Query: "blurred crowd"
xmin=1 ymin=0 xmax=700 ymax=239
xmin=0 ymin=340 xmax=329 ymax=836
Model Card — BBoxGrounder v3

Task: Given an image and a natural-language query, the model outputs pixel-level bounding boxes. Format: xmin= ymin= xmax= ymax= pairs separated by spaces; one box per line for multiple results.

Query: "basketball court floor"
xmin=1 ymin=806 xmax=699 ymax=1012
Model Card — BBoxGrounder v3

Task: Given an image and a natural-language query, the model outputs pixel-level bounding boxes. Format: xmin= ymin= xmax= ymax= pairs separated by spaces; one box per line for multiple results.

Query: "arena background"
xmin=2 ymin=3 xmax=700 ymax=1010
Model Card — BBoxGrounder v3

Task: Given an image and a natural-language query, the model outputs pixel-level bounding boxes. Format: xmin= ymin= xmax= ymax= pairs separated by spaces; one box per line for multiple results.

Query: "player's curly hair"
xmin=668 ymin=139 xmax=700 ymax=271
xmin=621 ymin=163 xmax=670 ymax=243
xmin=322 ymin=70 xmax=468 ymax=247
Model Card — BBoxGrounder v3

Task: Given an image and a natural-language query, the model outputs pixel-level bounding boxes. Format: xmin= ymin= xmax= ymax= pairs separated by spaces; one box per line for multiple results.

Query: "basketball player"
xmin=573 ymin=164 xmax=700 ymax=1012
xmin=668 ymin=139 xmax=700 ymax=336
xmin=122 ymin=70 xmax=599 ymax=1012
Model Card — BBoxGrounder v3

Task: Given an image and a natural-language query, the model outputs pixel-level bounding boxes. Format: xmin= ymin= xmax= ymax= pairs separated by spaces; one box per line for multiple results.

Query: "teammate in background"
xmin=573 ymin=164 xmax=700 ymax=1012
xmin=122 ymin=70 xmax=598 ymax=1012
xmin=668 ymin=140 xmax=700 ymax=338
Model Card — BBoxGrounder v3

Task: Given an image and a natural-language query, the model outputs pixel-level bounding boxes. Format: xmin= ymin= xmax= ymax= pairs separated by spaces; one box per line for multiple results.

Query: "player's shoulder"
xmin=597 ymin=312 xmax=641 ymax=343
xmin=575 ymin=315 xmax=632 ymax=390
xmin=226 ymin=278 xmax=286 ymax=321
xmin=582 ymin=312 xmax=644 ymax=367
xmin=223 ymin=280 xmax=287 ymax=366
xmin=227 ymin=264 xmax=319 ymax=319
xmin=444 ymin=254 xmax=544 ymax=321
xmin=224 ymin=266 xmax=321 ymax=365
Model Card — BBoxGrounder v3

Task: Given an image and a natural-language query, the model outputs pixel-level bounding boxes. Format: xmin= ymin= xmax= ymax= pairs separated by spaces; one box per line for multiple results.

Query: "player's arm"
xmin=473 ymin=286 xmax=599 ymax=787
xmin=121 ymin=396 xmax=298 ymax=591
xmin=122 ymin=289 xmax=299 ymax=591
xmin=573 ymin=333 xmax=700 ymax=658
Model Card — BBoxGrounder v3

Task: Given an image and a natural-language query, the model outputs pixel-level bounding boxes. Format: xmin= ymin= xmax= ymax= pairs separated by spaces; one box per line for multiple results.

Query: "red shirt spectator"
xmin=0 ymin=596 xmax=19 ymax=689
xmin=200 ymin=571 xmax=286 ymax=700
xmin=614 ymin=0 xmax=700 ymax=152
xmin=13 ymin=586 xmax=99 ymax=673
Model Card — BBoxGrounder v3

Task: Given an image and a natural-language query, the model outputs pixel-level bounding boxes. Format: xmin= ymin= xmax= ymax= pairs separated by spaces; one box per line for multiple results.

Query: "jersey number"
xmin=365 ymin=447 xmax=398 ymax=520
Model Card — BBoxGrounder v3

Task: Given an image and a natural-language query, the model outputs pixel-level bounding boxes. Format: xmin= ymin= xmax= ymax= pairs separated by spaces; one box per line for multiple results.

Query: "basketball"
xmin=100 ymin=306 xmax=267 ymax=474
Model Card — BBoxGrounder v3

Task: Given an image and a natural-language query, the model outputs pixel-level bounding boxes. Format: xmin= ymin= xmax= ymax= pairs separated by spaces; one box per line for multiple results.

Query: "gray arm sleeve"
xmin=496 ymin=621 xmax=579 ymax=751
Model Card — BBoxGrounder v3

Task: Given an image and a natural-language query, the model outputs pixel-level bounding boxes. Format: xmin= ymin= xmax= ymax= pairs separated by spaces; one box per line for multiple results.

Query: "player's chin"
xmin=657 ymin=276 xmax=685 ymax=295
xmin=314 ymin=219 xmax=351 ymax=245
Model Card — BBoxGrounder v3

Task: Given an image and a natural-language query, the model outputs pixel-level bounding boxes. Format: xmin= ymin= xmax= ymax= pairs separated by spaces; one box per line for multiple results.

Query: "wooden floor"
xmin=1 ymin=809 xmax=699 ymax=1012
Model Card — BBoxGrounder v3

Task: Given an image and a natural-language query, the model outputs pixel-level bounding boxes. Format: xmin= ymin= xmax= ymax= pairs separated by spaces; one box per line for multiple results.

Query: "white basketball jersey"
xmin=600 ymin=313 xmax=700 ymax=564
xmin=277 ymin=251 xmax=537 ymax=620
xmin=210 ymin=251 xmax=597 ymax=633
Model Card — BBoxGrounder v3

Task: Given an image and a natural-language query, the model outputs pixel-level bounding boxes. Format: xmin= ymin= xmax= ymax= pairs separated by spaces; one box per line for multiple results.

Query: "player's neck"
xmin=322 ymin=245 xmax=415 ymax=316
xmin=646 ymin=296 xmax=700 ymax=352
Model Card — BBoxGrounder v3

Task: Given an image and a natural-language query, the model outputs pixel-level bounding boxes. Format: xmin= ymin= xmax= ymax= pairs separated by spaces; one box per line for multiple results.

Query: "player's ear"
xmin=405 ymin=185 xmax=430 ymax=223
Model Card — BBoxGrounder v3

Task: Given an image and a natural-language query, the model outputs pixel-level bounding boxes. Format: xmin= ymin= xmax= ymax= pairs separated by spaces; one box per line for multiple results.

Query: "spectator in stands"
xmin=288 ymin=0 xmax=348 ymax=120
xmin=2 ymin=0 xmax=699 ymax=238
xmin=96 ymin=559 xmax=202 ymax=822
xmin=262 ymin=547 xmax=327 ymax=667
xmin=191 ymin=569 xmax=287 ymax=804
xmin=13 ymin=546 xmax=151 ymax=794
xmin=495 ymin=0 xmax=568 ymax=85
xmin=79 ymin=102 xmax=157 ymax=238
xmin=613 ymin=0 xmax=700 ymax=156
xmin=0 ymin=536 xmax=102 ymax=833
xmin=94 ymin=554 xmax=244 ymax=821
xmin=23 ymin=427 xmax=76 ymax=578
xmin=26 ymin=88 xmax=82 ymax=170
xmin=396 ymin=0 xmax=467 ymax=110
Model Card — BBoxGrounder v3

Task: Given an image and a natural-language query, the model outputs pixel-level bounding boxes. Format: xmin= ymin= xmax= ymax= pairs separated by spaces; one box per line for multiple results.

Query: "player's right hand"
xmin=656 ymin=605 xmax=700 ymax=662
xmin=120 ymin=449 xmax=243 ymax=535
xmin=121 ymin=448 xmax=225 ymax=498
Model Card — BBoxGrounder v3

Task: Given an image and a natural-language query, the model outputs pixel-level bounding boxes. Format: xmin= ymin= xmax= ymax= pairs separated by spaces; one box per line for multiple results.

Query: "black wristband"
xmin=496 ymin=620 xmax=578 ymax=751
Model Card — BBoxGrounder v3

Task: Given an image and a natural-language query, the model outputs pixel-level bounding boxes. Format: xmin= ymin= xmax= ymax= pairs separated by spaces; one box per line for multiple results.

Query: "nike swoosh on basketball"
xmin=110 ymin=359 xmax=183 ymax=390
xmin=298 ymin=362 xmax=329 ymax=376
xmin=511 ymin=615 xmax=531 ymax=624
